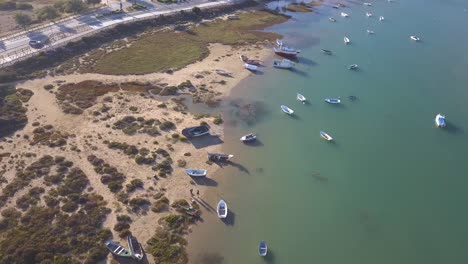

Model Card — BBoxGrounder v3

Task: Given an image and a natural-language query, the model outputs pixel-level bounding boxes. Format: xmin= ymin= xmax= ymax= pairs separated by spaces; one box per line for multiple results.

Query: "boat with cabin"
xmin=297 ymin=93 xmax=306 ymax=103
xmin=364 ymin=2 xmax=372 ymax=6
xmin=240 ymin=133 xmax=257 ymax=142
xmin=366 ymin=12 xmax=372 ymax=17
xmin=273 ymin=59 xmax=295 ymax=69
xmin=410 ymin=35 xmax=420 ymax=41
xmin=320 ymin=131 xmax=333 ymax=141
xmin=349 ymin=64 xmax=358 ymax=70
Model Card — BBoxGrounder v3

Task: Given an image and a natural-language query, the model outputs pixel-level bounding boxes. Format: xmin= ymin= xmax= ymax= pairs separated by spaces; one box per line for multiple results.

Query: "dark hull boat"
xmin=182 ymin=125 xmax=210 ymax=138
xmin=208 ymin=153 xmax=234 ymax=162
xmin=127 ymin=235 xmax=144 ymax=261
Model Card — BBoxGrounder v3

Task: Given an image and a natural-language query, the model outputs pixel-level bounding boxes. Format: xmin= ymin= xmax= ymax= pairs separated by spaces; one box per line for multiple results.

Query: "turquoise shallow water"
xmin=188 ymin=1 xmax=468 ymax=263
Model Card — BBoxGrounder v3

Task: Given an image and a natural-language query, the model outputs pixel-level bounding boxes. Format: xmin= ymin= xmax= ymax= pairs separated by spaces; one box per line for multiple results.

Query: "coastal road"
xmin=0 ymin=0 xmax=233 ymax=68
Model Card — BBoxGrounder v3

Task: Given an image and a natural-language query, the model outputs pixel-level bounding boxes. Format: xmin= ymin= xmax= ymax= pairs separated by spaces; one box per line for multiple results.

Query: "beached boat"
xmin=182 ymin=125 xmax=210 ymax=138
xmin=332 ymin=4 xmax=339 ymax=9
xmin=320 ymin=131 xmax=333 ymax=141
xmin=379 ymin=16 xmax=385 ymax=21
xmin=344 ymin=37 xmax=350 ymax=44
xmin=297 ymin=93 xmax=306 ymax=103
xmin=273 ymin=46 xmax=301 ymax=57
xmin=244 ymin=63 xmax=258 ymax=72
xmin=321 ymin=49 xmax=332 ymax=54
xmin=259 ymin=241 xmax=268 ymax=257
xmin=364 ymin=2 xmax=372 ymax=6
xmin=410 ymin=35 xmax=420 ymax=41
xmin=341 ymin=12 xmax=349 ymax=17
xmin=329 ymin=17 xmax=336 ymax=22
xmin=185 ymin=169 xmax=207 ymax=177
xmin=367 ymin=29 xmax=375 ymax=34
xmin=324 ymin=98 xmax=341 ymax=104
xmin=127 ymin=235 xmax=144 ymax=261
xmin=217 ymin=200 xmax=228 ymax=218
xmin=240 ymin=133 xmax=257 ymax=142
xmin=281 ymin=105 xmax=294 ymax=115
xmin=105 ymin=241 xmax=132 ymax=258
xmin=215 ymin=69 xmax=232 ymax=77
xmin=366 ymin=12 xmax=373 ymax=17
xmin=273 ymin=59 xmax=295 ymax=69
xmin=240 ymin=55 xmax=261 ymax=66
xmin=435 ymin=114 xmax=446 ymax=128
xmin=348 ymin=64 xmax=358 ymax=70
xmin=208 ymin=153 xmax=234 ymax=162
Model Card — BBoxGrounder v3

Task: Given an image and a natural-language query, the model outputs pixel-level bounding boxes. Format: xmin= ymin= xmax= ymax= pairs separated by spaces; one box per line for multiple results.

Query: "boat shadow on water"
xmin=444 ymin=121 xmax=463 ymax=134
xmin=243 ymin=139 xmax=264 ymax=147
xmin=226 ymin=160 xmax=250 ymax=174
xmin=262 ymin=249 xmax=276 ymax=263
xmin=298 ymin=57 xmax=318 ymax=67
xmin=289 ymin=68 xmax=308 ymax=77
xmin=221 ymin=209 xmax=236 ymax=226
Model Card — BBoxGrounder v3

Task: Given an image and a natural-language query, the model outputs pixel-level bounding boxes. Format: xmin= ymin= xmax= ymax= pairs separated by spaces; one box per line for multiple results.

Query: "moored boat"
xmin=341 ymin=12 xmax=349 ymax=17
xmin=379 ymin=16 xmax=385 ymax=21
xmin=273 ymin=46 xmax=301 ymax=57
xmin=185 ymin=169 xmax=207 ymax=177
xmin=410 ymin=35 xmax=420 ymax=41
xmin=208 ymin=153 xmax=234 ymax=162
xmin=240 ymin=133 xmax=257 ymax=142
xmin=332 ymin=4 xmax=339 ymax=9
xmin=435 ymin=114 xmax=446 ymax=128
xmin=127 ymin=235 xmax=144 ymax=261
xmin=105 ymin=241 xmax=132 ymax=258
xmin=244 ymin=63 xmax=258 ymax=72
xmin=321 ymin=49 xmax=332 ymax=54
xmin=281 ymin=105 xmax=294 ymax=115
xmin=259 ymin=241 xmax=268 ymax=257
xmin=344 ymin=37 xmax=350 ymax=44
xmin=364 ymin=2 xmax=372 ymax=6
xmin=297 ymin=93 xmax=306 ymax=103
xmin=324 ymin=98 xmax=341 ymax=104
xmin=320 ymin=131 xmax=333 ymax=141
xmin=329 ymin=17 xmax=336 ymax=22
xmin=367 ymin=29 xmax=375 ymax=34
xmin=366 ymin=12 xmax=372 ymax=17
xmin=348 ymin=64 xmax=358 ymax=70
xmin=273 ymin=59 xmax=295 ymax=69
xmin=217 ymin=200 xmax=228 ymax=218
xmin=182 ymin=125 xmax=210 ymax=138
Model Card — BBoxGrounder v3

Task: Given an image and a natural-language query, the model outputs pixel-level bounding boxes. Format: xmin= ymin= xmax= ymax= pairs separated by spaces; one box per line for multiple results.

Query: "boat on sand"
xmin=185 ymin=169 xmax=207 ymax=177
xmin=273 ymin=59 xmax=295 ymax=69
xmin=127 ymin=235 xmax=144 ymax=261
xmin=217 ymin=200 xmax=228 ymax=218
xmin=105 ymin=241 xmax=132 ymax=258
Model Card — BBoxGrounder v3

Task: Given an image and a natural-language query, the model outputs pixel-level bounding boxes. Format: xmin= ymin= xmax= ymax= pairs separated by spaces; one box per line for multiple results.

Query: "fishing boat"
xmin=185 ymin=169 xmax=207 ymax=177
xmin=320 ymin=131 xmax=333 ymax=141
xmin=348 ymin=64 xmax=358 ymax=70
xmin=297 ymin=93 xmax=306 ymax=103
xmin=217 ymin=200 xmax=228 ymax=218
xmin=366 ymin=12 xmax=373 ymax=17
xmin=240 ymin=133 xmax=257 ymax=142
xmin=182 ymin=125 xmax=210 ymax=138
xmin=258 ymin=241 xmax=268 ymax=257
xmin=321 ymin=49 xmax=332 ymax=54
xmin=324 ymin=98 xmax=341 ymax=104
xmin=208 ymin=153 xmax=234 ymax=162
xmin=379 ymin=16 xmax=385 ymax=21
xmin=273 ymin=59 xmax=295 ymax=69
xmin=435 ymin=114 xmax=446 ymax=128
xmin=240 ymin=55 xmax=261 ymax=66
xmin=367 ymin=29 xmax=375 ymax=34
xmin=344 ymin=37 xmax=350 ymax=44
xmin=329 ymin=17 xmax=336 ymax=22
xmin=410 ymin=35 xmax=420 ymax=41
xmin=273 ymin=45 xmax=301 ymax=57
xmin=127 ymin=235 xmax=144 ymax=261
xmin=105 ymin=241 xmax=132 ymax=258
xmin=341 ymin=12 xmax=349 ymax=17
xmin=244 ymin=63 xmax=258 ymax=72
xmin=215 ymin=69 xmax=232 ymax=77
xmin=364 ymin=2 xmax=372 ymax=6
xmin=281 ymin=105 xmax=294 ymax=115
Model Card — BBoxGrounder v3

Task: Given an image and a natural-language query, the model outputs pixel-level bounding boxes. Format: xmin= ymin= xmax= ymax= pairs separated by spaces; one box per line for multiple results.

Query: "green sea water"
xmin=188 ymin=0 xmax=468 ymax=263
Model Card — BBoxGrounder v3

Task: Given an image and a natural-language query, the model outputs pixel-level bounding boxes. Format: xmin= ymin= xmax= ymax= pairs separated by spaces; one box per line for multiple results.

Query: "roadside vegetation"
xmin=0 ymin=86 xmax=33 ymax=138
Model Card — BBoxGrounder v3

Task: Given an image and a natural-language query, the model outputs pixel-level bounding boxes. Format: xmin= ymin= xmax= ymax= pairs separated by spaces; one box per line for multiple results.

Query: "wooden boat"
xmin=244 ymin=63 xmax=258 ymax=72
xmin=435 ymin=114 xmax=446 ymax=128
xmin=341 ymin=12 xmax=349 ymax=17
xmin=324 ymin=98 xmax=341 ymax=104
xmin=320 ymin=131 xmax=333 ymax=141
xmin=348 ymin=64 xmax=358 ymax=70
xmin=321 ymin=49 xmax=332 ymax=54
xmin=281 ymin=105 xmax=294 ymax=115
xmin=329 ymin=17 xmax=336 ymax=22
xmin=182 ymin=125 xmax=210 ymax=138
xmin=297 ymin=93 xmax=306 ymax=103
xmin=208 ymin=153 xmax=234 ymax=162
xmin=215 ymin=69 xmax=232 ymax=77
xmin=410 ymin=35 xmax=420 ymax=41
xmin=273 ymin=59 xmax=295 ymax=69
xmin=185 ymin=169 xmax=207 ymax=177
xmin=127 ymin=235 xmax=144 ymax=261
xmin=379 ymin=16 xmax=385 ymax=21
xmin=240 ymin=55 xmax=261 ymax=66
xmin=217 ymin=200 xmax=228 ymax=218
xmin=105 ymin=241 xmax=132 ymax=258
xmin=258 ymin=241 xmax=268 ymax=257
xmin=240 ymin=133 xmax=257 ymax=142
xmin=344 ymin=37 xmax=350 ymax=44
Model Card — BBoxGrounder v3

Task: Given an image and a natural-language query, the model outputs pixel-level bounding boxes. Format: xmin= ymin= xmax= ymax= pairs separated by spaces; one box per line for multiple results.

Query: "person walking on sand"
xmin=190 ymin=189 xmax=193 ymax=196
xmin=196 ymin=190 xmax=200 ymax=196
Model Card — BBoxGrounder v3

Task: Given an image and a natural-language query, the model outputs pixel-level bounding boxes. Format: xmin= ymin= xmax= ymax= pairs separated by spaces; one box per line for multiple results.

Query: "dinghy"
xmin=324 ymin=98 xmax=341 ymax=104
xmin=321 ymin=49 xmax=332 ymax=54
xmin=410 ymin=35 xmax=420 ymax=41
xmin=435 ymin=114 xmax=446 ymax=128
xmin=348 ymin=64 xmax=358 ymax=70
xmin=244 ymin=63 xmax=258 ymax=72
xmin=182 ymin=125 xmax=210 ymax=138
xmin=379 ymin=16 xmax=385 ymax=21
xmin=217 ymin=200 xmax=228 ymax=218
xmin=281 ymin=105 xmax=294 ymax=115
xmin=185 ymin=169 xmax=207 ymax=177
xmin=364 ymin=2 xmax=372 ymax=6
xmin=344 ymin=37 xmax=350 ymax=44
xmin=366 ymin=12 xmax=373 ymax=17
xmin=329 ymin=17 xmax=336 ymax=22
xmin=240 ymin=133 xmax=257 ymax=142
xmin=320 ymin=131 xmax=333 ymax=141
xmin=367 ymin=29 xmax=375 ymax=34
xmin=240 ymin=55 xmax=261 ymax=65
xmin=297 ymin=93 xmax=306 ymax=103
xmin=341 ymin=12 xmax=349 ymax=17
xmin=105 ymin=241 xmax=132 ymax=258
xmin=259 ymin=241 xmax=268 ymax=257
xmin=127 ymin=235 xmax=144 ymax=261
xmin=273 ymin=59 xmax=295 ymax=69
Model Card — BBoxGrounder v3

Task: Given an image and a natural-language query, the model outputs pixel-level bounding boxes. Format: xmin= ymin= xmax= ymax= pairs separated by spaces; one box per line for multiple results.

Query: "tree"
xmin=86 ymin=0 xmax=101 ymax=7
xmin=64 ymin=0 xmax=87 ymax=14
xmin=14 ymin=12 xmax=31 ymax=30
xmin=36 ymin=6 xmax=60 ymax=21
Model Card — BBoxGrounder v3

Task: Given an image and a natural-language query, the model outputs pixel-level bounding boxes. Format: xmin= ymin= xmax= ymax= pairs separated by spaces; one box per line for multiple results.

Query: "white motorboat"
xmin=329 ymin=17 xmax=336 ymax=22
xmin=244 ymin=63 xmax=258 ymax=72
xmin=320 ymin=131 xmax=333 ymax=141
xmin=435 ymin=114 xmax=446 ymax=128
xmin=379 ymin=16 xmax=385 ymax=21
xmin=185 ymin=169 xmax=207 ymax=177
xmin=217 ymin=200 xmax=228 ymax=218
xmin=344 ymin=37 xmax=350 ymax=44
xmin=281 ymin=105 xmax=294 ymax=115
xmin=297 ymin=93 xmax=306 ymax=103
xmin=240 ymin=133 xmax=257 ymax=142
xmin=259 ymin=241 xmax=268 ymax=257
xmin=367 ymin=29 xmax=375 ymax=34
xmin=348 ymin=64 xmax=358 ymax=70
xmin=364 ymin=2 xmax=372 ymax=6
xmin=324 ymin=98 xmax=341 ymax=104
xmin=366 ymin=12 xmax=373 ymax=17
xmin=410 ymin=35 xmax=420 ymax=41
xmin=341 ymin=12 xmax=349 ymax=17
xmin=273 ymin=59 xmax=295 ymax=69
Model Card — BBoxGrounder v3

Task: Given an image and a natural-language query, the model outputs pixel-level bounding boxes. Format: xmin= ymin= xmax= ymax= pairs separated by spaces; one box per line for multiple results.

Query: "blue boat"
xmin=435 ymin=114 xmax=446 ymax=128
xmin=258 ymin=241 xmax=268 ymax=256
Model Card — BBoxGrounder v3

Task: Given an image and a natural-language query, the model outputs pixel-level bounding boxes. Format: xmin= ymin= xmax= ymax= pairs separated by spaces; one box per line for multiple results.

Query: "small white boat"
xmin=341 ymin=12 xmax=349 ymax=17
xmin=324 ymin=98 xmax=341 ymax=104
xmin=240 ymin=133 xmax=257 ymax=142
xmin=410 ymin=35 xmax=420 ymax=41
xmin=185 ymin=169 xmax=207 ymax=177
xmin=366 ymin=12 xmax=373 ymax=17
xmin=273 ymin=59 xmax=295 ymax=69
xmin=244 ymin=63 xmax=258 ymax=72
xmin=320 ymin=131 xmax=333 ymax=141
xmin=281 ymin=105 xmax=294 ymax=115
xmin=379 ymin=16 xmax=385 ymax=21
xmin=297 ymin=93 xmax=306 ymax=103
xmin=217 ymin=200 xmax=228 ymax=218
xmin=259 ymin=241 xmax=268 ymax=257
xmin=364 ymin=2 xmax=372 ymax=6
xmin=435 ymin=114 xmax=446 ymax=128
xmin=344 ymin=37 xmax=350 ymax=44
xmin=367 ymin=29 xmax=375 ymax=34
xmin=329 ymin=17 xmax=336 ymax=22
xmin=348 ymin=64 xmax=358 ymax=70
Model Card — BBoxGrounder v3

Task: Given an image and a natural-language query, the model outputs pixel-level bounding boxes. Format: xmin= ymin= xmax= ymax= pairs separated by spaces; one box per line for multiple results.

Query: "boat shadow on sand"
xmin=112 ymin=254 xmax=150 ymax=264
xmin=191 ymin=176 xmax=218 ymax=187
xmin=186 ymin=135 xmax=224 ymax=149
